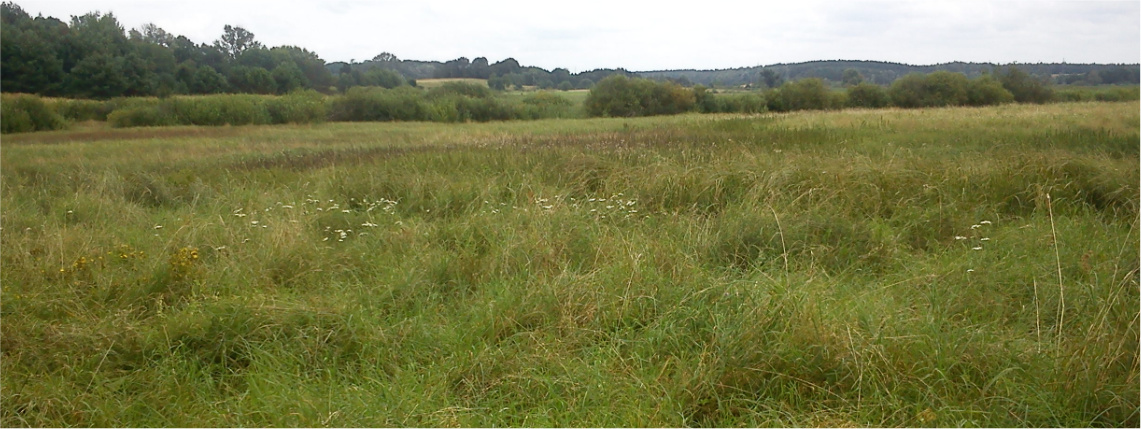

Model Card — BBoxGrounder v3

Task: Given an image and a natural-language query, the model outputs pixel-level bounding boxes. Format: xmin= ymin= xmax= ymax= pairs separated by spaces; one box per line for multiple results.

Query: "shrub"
xmin=716 ymin=92 xmax=767 ymax=114
xmin=888 ymin=73 xmax=928 ymax=108
xmin=328 ymin=86 xmax=429 ymax=122
xmin=428 ymin=81 xmax=493 ymax=99
xmin=769 ymin=78 xmax=834 ymax=112
xmin=696 ymin=88 xmax=768 ymax=114
xmin=890 ymin=72 xmax=971 ymax=108
xmin=922 ymin=71 xmax=970 ymax=107
xmin=47 ymin=98 xmax=115 ymax=121
xmin=167 ymin=95 xmax=271 ymax=126
xmin=105 ymin=93 xmax=328 ymax=128
xmin=585 ymin=75 xmax=642 ymax=117
xmin=694 ymin=85 xmax=718 ymax=113
xmin=966 ymin=75 xmax=1015 ymax=106
xmin=846 ymin=82 xmax=891 ymax=108
xmin=266 ymin=90 xmax=327 ymax=124
xmin=1 ymin=94 xmax=67 ymax=133
xmin=996 ymin=66 xmax=1054 ymax=104
xmin=451 ymin=95 xmax=518 ymax=122
xmin=584 ymin=75 xmax=695 ymax=117
xmin=889 ymin=72 xmax=973 ymax=108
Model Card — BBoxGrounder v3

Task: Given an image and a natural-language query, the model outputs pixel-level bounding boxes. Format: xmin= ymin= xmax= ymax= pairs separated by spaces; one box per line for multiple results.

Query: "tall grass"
xmin=1 ymin=102 xmax=1137 ymax=426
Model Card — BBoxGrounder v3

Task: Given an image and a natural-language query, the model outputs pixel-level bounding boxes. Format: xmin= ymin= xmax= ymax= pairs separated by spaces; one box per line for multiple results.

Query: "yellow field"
xmin=414 ymin=78 xmax=489 ymax=88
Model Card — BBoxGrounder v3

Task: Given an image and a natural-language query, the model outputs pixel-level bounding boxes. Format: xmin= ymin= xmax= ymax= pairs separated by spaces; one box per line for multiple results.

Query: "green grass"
xmin=2 ymin=102 xmax=1138 ymax=427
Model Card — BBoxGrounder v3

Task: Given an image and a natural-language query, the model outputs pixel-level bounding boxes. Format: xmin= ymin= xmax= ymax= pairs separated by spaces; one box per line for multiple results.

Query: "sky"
xmin=13 ymin=0 xmax=1141 ymax=73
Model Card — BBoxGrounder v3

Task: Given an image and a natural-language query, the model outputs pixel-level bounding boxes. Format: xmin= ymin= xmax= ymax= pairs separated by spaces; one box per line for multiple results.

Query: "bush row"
xmin=326 ymin=83 xmax=579 ymax=123
xmin=2 ymin=83 xmax=580 ymax=133
xmin=3 ymin=77 xmax=1138 ymax=133
xmin=106 ymin=91 xmax=328 ymax=127
xmin=585 ymin=69 xmax=1137 ymax=117
xmin=583 ymin=76 xmax=695 ymax=117
xmin=1 ymin=94 xmax=68 ymax=133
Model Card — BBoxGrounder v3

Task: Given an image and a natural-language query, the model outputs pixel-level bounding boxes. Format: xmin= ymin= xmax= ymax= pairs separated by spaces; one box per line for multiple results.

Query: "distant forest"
xmin=2 ymin=1 xmax=1137 ymax=100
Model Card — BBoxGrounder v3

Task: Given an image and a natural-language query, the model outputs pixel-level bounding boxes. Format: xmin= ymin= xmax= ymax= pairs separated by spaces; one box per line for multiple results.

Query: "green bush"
xmin=888 ymin=73 xmax=927 ymax=108
xmin=923 ymin=71 xmax=970 ymax=107
xmin=846 ymin=82 xmax=891 ymax=108
xmin=266 ymin=90 xmax=327 ymax=124
xmin=105 ymin=93 xmax=330 ymax=128
xmin=329 ymin=85 xmax=545 ymax=123
xmin=966 ymin=75 xmax=1015 ymax=106
xmin=890 ymin=72 xmax=971 ymax=108
xmin=1 ymin=94 xmax=67 ymax=133
xmin=996 ymin=66 xmax=1054 ymax=104
xmin=466 ymin=96 xmax=517 ymax=122
xmin=584 ymin=75 xmax=695 ymax=117
xmin=694 ymin=86 xmax=766 ymax=113
xmin=716 ymin=92 xmax=768 ymax=113
xmin=428 ymin=81 xmax=493 ymax=99
xmin=166 ymin=95 xmax=271 ymax=126
xmin=328 ymin=86 xmax=429 ymax=122
xmin=768 ymin=78 xmax=835 ymax=112
xmin=47 ymin=98 xmax=116 ymax=121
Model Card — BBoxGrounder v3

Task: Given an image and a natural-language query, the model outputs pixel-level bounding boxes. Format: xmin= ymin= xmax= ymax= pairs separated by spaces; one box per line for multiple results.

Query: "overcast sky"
xmin=15 ymin=0 xmax=1141 ymax=72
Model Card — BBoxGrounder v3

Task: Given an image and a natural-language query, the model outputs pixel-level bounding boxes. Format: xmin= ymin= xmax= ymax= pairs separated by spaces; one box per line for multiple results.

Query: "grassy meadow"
xmin=1 ymin=101 xmax=1138 ymax=426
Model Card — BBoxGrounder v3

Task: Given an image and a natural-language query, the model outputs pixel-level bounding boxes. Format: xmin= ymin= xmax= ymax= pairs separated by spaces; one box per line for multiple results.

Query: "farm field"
xmin=1 ymin=102 xmax=1138 ymax=426
xmin=412 ymin=78 xmax=491 ymax=88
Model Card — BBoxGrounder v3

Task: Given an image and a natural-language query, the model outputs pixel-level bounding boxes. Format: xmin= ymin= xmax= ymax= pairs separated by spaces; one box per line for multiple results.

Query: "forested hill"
xmin=635 ymin=60 xmax=1141 ymax=87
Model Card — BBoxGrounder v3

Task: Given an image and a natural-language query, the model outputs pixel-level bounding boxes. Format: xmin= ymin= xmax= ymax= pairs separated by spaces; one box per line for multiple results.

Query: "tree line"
xmin=1 ymin=2 xmax=336 ymax=98
xmin=585 ymin=67 xmax=1137 ymax=118
xmin=0 ymin=2 xmax=634 ymax=100
xmin=330 ymin=54 xmax=629 ymax=92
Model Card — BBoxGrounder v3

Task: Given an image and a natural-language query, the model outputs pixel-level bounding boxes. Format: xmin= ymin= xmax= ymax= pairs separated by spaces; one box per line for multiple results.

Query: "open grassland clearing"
xmin=414 ymin=78 xmax=491 ymax=88
xmin=1 ymin=102 xmax=1138 ymax=426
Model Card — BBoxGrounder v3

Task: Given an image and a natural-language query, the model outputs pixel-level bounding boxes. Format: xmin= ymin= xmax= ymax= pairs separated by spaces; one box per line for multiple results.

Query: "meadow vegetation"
xmin=5 ymin=70 xmax=1137 ymax=136
xmin=1 ymin=101 xmax=1138 ymax=427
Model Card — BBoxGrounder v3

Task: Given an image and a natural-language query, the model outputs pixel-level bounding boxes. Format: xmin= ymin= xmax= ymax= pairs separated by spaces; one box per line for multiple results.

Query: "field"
xmin=1 ymin=102 xmax=1138 ymax=426
xmin=415 ymin=78 xmax=491 ymax=88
